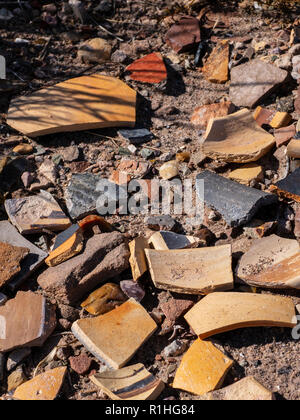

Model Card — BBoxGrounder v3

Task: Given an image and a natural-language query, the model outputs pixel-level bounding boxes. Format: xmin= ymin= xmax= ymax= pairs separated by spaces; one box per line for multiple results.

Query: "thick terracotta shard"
xmin=202 ymin=109 xmax=276 ymax=163
xmin=185 ymin=292 xmax=296 ymax=339
xmin=129 ymin=237 xmax=149 ymax=282
xmin=126 ymin=53 xmax=167 ymax=84
xmin=191 ymin=101 xmax=235 ymax=130
xmin=253 ymin=106 xmax=275 ymax=127
xmin=0 ymin=291 xmax=56 ymax=352
xmin=91 ymin=363 xmax=164 ymax=400
xmin=0 ymin=242 xmax=29 ymax=288
xmin=200 ymin=377 xmax=274 ymax=400
xmin=6 ymin=74 xmax=137 ymax=137
xmin=173 ymin=339 xmax=233 ymax=396
xmin=72 ymin=299 xmax=157 ymax=369
xmin=5 ymin=191 xmax=71 ymax=234
xmin=13 ymin=367 xmax=67 ymax=401
xmin=228 ymin=164 xmax=263 ymax=185
xmin=287 ymin=139 xmax=300 ymax=158
xmin=274 ymin=125 xmax=296 ymax=147
xmin=145 ymin=245 xmax=234 ymax=294
xmin=237 ymin=235 xmax=300 ymax=290
xmin=45 ymin=229 xmax=84 ymax=267
xmin=270 ymin=168 xmax=300 ymax=203
xmin=202 ymin=41 xmax=229 ymax=84
xmin=166 ymin=16 xmax=201 ymax=54
xmin=81 ymin=283 xmax=127 ymax=315
xmin=149 ymin=231 xmax=200 ymax=250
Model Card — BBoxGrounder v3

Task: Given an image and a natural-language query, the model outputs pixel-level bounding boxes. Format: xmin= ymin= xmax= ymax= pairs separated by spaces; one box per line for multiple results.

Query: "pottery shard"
xmin=14 ymin=367 xmax=67 ymax=401
xmin=270 ymin=167 xmax=300 ymax=202
xmin=0 ymin=291 xmax=56 ymax=353
xmin=0 ymin=242 xmax=29 ymax=288
xmin=6 ymin=74 xmax=136 ymax=137
xmin=287 ymin=139 xmax=300 ymax=158
xmin=237 ymin=235 xmax=300 ymax=290
xmin=91 ymin=363 xmax=164 ymax=400
xmin=126 ymin=53 xmax=167 ymax=84
xmin=173 ymin=339 xmax=233 ymax=396
xmin=202 ymin=109 xmax=276 ymax=163
xmin=202 ymin=41 xmax=229 ymax=84
xmin=166 ymin=16 xmax=201 ymax=54
xmin=185 ymin=292 xmax=296 ymax=339
xmin=149 ymin=231 xmax=200 ymax=250
xmin=45 ymin=229 xmax=84 ymax=267
xmin=72 ymin=298 xmax=157 ymax=369
xmin=5 ymin=191 xmax=71 ymax=235
xmin=196 ymin=171 xmax=277 ymax=227
xmin=129 ymin=237 xmax=149 ymax=282
xmin=81 ymin=283 xmax=127 ymax=316
xmin=274 ymin=125 xmax=296 ymax=147
xmin=230 ymin=59 xmax=288 ymax=108
xmin=228 ymin=164 xmax=263 ymax=185
xmin=191 ymin=101 xmax=235 ymax=130
xmin=200 ymin=377 xmax=274 ymax=401
xmin=38 ymin=232 xmax=129 ymax=305
xmin=145 ymin=245 xmax=234 ymax=294
xmin=78 ymin=38 xmax=112 ymax=64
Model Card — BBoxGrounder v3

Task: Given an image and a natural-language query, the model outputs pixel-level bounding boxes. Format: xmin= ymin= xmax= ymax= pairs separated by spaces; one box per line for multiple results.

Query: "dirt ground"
xmin=0 ymin=0 xmax=300 ymax=401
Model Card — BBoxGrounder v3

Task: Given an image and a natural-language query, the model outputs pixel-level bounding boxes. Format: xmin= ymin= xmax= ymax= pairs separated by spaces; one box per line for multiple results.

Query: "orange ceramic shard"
xmin=13 ymin=367 xmax=67 ymax=400
xmin=126 ymin=53 xmax=167 ymax=84
xmin=173 ymin=339 xmax=233 ymax=396
xmin=185 ymin=292 xmax=296 ymax=339
xmin=6 ymin=74 xmax=137 ymax=137
xmin=78 ymin=215 xmax=113 ymax=232
xmin=45 ymin=229 xmax=84 ymax=267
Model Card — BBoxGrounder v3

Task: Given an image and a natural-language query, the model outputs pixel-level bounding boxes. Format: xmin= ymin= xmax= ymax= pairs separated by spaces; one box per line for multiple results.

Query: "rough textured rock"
xmin=166 ymin=16 xmax=201 ymax=54
xmin=120 ymin=280 xmax=145 ymax=302
xmin=13 ymin=144 xmax=33 ymax=155
xmin=0 ymin=291 xmax=56 ymax=353
xmin=7 ymin=348 xmax=31 ymax=372
xmin=191 ymin=101 xmax=235 ymax=130
xmin=145 ymin=215 xmax=177 ymax=231
xmin=271 ymin=167 xmax=300 ymax=202
xmin=0 ymin=242 xmax=29 ymax=288
xmin=72 ymin=299 xmax=157 ymax=369
xmin=230 ymin=59 xmax=288 ymax=108
xmin=196 ymin=171 xmax=277 ymax=227
xmin=159 ymin=160 xmax=179 ymax=180
xmin=118 ymin=128 xmax=153 ymax=144
xmin=78 ymin=38 xmax=111 ymax=63
xmin=7 ymin=367 xmax=27 ymax=392
xmin=126 ymin=52 xmax=167 ymax=84
xmin=202 ymin=41 xmax=229 ymax=84
xmin=69 ymin=354 xmax=92 ymax=375
xmin=5 ymin=191 xmax=71 ymax=234
xmin=81 ymin=283 xmax=127 ymax=315
xmin=185 ymin=292 xmax=296 ymax=339
xmin=38 ymin=232 xmax=130 ymax=304
xmin=202 ymin=109 xmax=276 ymax=163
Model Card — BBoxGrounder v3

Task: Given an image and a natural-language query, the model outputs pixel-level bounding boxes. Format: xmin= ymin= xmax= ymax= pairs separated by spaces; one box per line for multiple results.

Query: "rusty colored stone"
xmin=0 ymin=242 xmax=29 ymax=288
xmin=81 ymin=283 xmax=127 ymax=316
xmin=191 ymin=101 xmax=235 ymax=130
xmin=126 ymin=53 xmax=167 ymax=84
xmin=202 ymin=41 xmax=229 ymax=84
xmin=69 ymin=354 xmax=92 ymax=375
xmin=166 ymin=16 xmax=201 ymax=54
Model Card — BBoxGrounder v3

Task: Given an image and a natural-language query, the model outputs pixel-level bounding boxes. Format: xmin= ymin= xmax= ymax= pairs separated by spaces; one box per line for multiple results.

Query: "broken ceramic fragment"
xmin=270 ymin=167 xmax=300 ymax=202
xmin=202 ymin=109 xmax=276 ymax=163
xmin=173 ymin=339 xmax=233 ymax=396
xmin=81 ymin=283 xmax=127 ymax=315
xmin=287 ymin=140 xmax=300 ymax=158
xmin=166 ymin=16 xmax=201 ymax=54
xmin=275 ymin=125 xmax=296 ymax=147
xmin=185 ymin=292 xmax=296 ymax=339
xmin=149 ymin=231 xmax=200 ymax=250
xmin=202 ymin=41 xmax=229 ymax=84
xmin=129 ymin=237 xmax=149 ymax=282
xmin=7 ymin=75 xmax=136 ymax=137
xmin=237 ymin=235 xmax=300 ymax=290
xmin=191 ymin=101 xmax=235 ymax=130
xmin=91 ymin=363 xmax=164 ymax=400
xmin=14 ymin=367 xmax=67 ymax=400
xmin=228 ymin=164 xmax=263 ymax=185
xmin=145 ymin=245 xmax=233 ymax=294
xmin=45 ymin=229 xmax=84 ymax=267
xmin=196 ymin=171 xmax=277 ymax=227
xmin=0 ymin=291 xmax=56 ymax=352
xmin=72 ymin=298 xmax=157 ymax=369
xmin=126 ymin=53 xmax=167 ymax=84
xmin=5 ymin=191 xmax=71 ymax=234
xmin=230 ymin=59 xmax=288 ymax=108
xmin=0 ymin=221 xmax=47 ymax=291
xmin=0 ymin=242 xmax=29 ymax=289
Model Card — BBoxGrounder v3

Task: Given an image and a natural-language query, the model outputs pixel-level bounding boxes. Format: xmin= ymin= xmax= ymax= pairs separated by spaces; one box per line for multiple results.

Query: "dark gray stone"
xmin=145 ymin=215 xmax=177 ymax=231
xmin=118 ymin=128 xmax=153 ymax=145
xmin=196 ymin=171 xmax=277 ymax=227
xmin=0 ymin=353 xmax=5 ymax=383
xmin=7 ymin=348 xmax=31 ymax=372
xmin=158 ymin=231 xmax=193 ymax=249
xmin=120 ymin=280 xmax=145 ymax=302
xmin=0 ymin=293 xmax=7 ymax=306
xmin=275 ymin=168 xmax=300 ymax=198
xmin=0 ymin=221 xmax=48 ymax=291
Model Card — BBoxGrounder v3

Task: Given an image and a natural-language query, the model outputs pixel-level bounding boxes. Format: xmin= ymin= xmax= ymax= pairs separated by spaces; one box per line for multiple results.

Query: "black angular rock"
xmin=196 ymin=171 xmax=278 ymax=227
xmin=118 ymin=128 xmax=153 ymax=145
xmin=272 ymin=168 xmax=300 ymax=201
xmin=145 ymin=215 xmax=177 ymax=231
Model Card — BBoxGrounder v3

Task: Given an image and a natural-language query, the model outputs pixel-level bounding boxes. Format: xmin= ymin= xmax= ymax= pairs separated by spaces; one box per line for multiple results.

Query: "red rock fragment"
xmin=69 ymin=354 xmax=92 ymax=375
xmin=166 ymin=16 xmax=201 ymax=54
xmin=191 ymin=101 xmax=235 ymax=130
xmin=126 ymin=53 xmax=167 ymax=84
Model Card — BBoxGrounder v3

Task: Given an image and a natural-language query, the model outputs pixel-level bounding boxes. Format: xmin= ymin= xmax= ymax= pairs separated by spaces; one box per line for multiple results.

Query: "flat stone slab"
xmin=0 ymin=242 xmax=29 ymax=289
xmin=91 ymin=363 xmax=164 ymax=400
xmin=0 ymin=291 xmax=56 ymax=352
xmin=166 ymin=16 xmax=201 ymax=54
xmin=72 ymin=298 xmax=157 ymax=369
xmin=173 ymin=339 xmax=233 ymax=396
xmin=196 ymin=171 xmax=277 ymax=227
xmin=148 ymin=231 xmax=200 ymax=250
xmin=5 ymin=191 xmax=71 ymax=234
xmin=14 ymin=367 xmax=67 ymax=400
xmin=6 ymin=74 xmax=137 ymax=137
xmin=38 ymin=232 xmax=129 ymax=304
xmin=270 ymin=167 xmax=300 ymax=203
xmin=202 ymin=109 xmax=276 ymax=163
xmin=237 ymin=235 xmax=300 ymax=290
xmin=118 ymin=128 xmax=153 ymax=145
xmin=185 ymin=292 xmax=296 ymax=339
xmin=0 ymin=221 xmax=47 ymax=291
xmin=126 ymin=53 xmax=167 ymax=84
xmin=230 ymin=59 xmax=288 ymax=108
xmin=145 ymin=245 xmax=233 ymax=294
xmin=200 ymin=377 xmax=274 ymax=400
